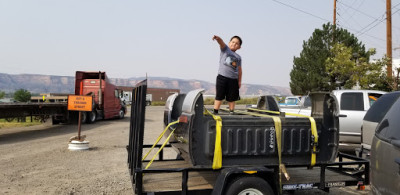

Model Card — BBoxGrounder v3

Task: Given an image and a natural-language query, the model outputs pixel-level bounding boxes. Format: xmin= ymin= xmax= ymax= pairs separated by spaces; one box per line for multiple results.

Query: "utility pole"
xmin=333 ymin=0 xmax=337 ymax=25
xmin=333 ymin=0 xmax=337 ymax=42
xmin=387 ymin=0 xmax=392 ymax=78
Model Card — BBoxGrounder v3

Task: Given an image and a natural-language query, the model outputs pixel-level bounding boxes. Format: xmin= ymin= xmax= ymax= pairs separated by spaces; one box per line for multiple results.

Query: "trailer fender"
xmin=211 ymin=167 xmax=275 ymax=195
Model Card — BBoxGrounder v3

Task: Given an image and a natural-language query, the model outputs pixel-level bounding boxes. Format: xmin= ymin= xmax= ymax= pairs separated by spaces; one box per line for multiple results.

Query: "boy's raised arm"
xmin=212 ymin=35 xmax=226 ymax=49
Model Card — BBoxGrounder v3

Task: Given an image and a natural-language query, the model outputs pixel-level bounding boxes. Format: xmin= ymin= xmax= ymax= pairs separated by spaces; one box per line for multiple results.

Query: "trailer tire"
xmin=225 ymin=176 xmax=274 ymax=195
xmin=86 ymin=111 xmax=96 ymax=124
xmin=80 ymin=112 xmax=87 ymax=123
xmin=52 ymin=116 xmax=60 ymax=125
xmin=119 ymin=109 xmax=125 ymax=119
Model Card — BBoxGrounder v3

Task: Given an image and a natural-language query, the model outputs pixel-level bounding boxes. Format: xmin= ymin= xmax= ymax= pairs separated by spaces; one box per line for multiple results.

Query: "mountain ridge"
xmin=0 ymin=73 xmax=292 ymax=96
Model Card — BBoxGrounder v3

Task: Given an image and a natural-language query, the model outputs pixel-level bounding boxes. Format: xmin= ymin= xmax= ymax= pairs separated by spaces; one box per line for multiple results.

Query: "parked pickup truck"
xmin=127 ymin=80 xmax=370 ymax=195
xmin=279 ymin=90 xmax=386 ymax=150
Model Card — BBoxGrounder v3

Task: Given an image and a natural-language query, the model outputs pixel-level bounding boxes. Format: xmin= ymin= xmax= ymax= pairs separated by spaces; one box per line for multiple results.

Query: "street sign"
xmin=68 ymin=95 xmax=93 ymax=112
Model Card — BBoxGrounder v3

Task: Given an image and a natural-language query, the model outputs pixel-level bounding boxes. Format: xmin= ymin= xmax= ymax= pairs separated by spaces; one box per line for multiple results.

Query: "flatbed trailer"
xmin=127 ymin=80 xmax=369 ymax=195
xmin=0 ymin=102 xmax=69 ymax=122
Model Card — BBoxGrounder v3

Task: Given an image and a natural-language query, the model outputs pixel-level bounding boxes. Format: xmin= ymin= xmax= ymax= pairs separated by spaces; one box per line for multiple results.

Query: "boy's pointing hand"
xmin=212 ymin=35 xmax=225 ymax=49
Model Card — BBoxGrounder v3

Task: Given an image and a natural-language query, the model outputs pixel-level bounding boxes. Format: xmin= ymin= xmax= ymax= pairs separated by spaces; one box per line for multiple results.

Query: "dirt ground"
xmin=0 ymin=106 xmax=370 ymax=195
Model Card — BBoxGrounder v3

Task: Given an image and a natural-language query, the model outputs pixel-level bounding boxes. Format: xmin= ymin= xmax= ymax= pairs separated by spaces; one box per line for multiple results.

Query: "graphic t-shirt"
xmin=218 ymin=46 xmax=241 ymax=79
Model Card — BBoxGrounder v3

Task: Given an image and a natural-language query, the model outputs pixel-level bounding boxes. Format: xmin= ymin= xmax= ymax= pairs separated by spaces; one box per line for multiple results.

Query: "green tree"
xmin=290 ymin=23 xmax=368 ymax=94
xmin=0 ymin=91 xmax=5 ymax=99
xmin=14 ymin=89 xmax=31 ymax=102
xmin=325 ymin=43 xmax=354 ymax=89
xmin=326 ymin=43 xmax=392 ymax=91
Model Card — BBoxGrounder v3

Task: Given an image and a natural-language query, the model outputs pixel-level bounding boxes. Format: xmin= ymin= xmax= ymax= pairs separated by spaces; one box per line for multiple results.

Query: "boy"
xmin=212 ymin=35 xmax=242 ymax=114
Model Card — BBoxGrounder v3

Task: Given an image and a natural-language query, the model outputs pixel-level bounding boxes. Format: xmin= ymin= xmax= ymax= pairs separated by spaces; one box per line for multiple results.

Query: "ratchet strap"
xmin=142 ymin=120 xmax=180 ymax=170
xmin=248 ymin=108 xmax=318 ymax=167
xmin=220 ymin=108 xmax=287 ymax=194
xmin=204 ymin=108 xmax=223 ymax=170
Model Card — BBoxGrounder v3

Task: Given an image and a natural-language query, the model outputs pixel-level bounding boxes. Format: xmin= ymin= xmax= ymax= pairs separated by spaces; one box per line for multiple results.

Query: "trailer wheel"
xmin=119 ymin=109 xmax=125 ymax=119
xmin=52 ymin=116 xmax=60 ymax=125
xmin=225 ymin=176 xmax=274 ymax=195
xmin=5 ymin=117 xmax=15 ymax=122
xmin=80 ymin=112 xmax=87 ymax=123
xmin=86 ymin=111 xmax=96 ymax=124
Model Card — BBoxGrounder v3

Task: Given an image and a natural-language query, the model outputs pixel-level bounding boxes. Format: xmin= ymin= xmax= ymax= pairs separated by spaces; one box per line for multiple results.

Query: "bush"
xmin=149 ymin=97 xmax=259 ymax=107
xmin=14 ymin=89 xmax=31 ymax=102
xmin=151 ymin=101 xmax=165 ymax=106
xmin=236 ymin=97 xmax=258 ymax=105
xmin=204 ymin=97 xmax=258 ymax=105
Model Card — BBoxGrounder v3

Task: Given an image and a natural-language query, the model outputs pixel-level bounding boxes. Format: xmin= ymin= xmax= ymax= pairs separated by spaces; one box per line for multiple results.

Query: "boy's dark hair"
xmin=231 ymin=36 xmax=242 ymax=46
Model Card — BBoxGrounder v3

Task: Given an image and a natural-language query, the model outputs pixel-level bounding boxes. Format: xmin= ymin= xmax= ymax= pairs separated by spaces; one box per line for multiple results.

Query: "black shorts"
xmin=215 ymin=74 xmax=240 ymax=102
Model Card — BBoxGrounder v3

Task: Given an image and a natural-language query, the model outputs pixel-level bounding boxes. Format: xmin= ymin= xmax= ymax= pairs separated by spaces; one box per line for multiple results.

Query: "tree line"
xmin=0 ymin=89 xmax=32 ymax=102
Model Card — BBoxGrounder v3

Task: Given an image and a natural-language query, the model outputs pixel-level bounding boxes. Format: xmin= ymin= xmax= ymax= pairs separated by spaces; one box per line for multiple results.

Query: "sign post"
xmin=67 ymin=95 xmax=93 ymax=150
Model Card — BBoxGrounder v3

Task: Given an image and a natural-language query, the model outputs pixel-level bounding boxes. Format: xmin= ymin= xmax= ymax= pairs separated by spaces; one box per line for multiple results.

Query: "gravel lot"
xmin=0 ymin=106 xmax=370 ymax=195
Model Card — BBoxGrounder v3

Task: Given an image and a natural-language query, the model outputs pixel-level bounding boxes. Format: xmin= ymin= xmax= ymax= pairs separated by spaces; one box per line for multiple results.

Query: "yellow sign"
xmin=68 ymin=95 xmax=93 ymax=112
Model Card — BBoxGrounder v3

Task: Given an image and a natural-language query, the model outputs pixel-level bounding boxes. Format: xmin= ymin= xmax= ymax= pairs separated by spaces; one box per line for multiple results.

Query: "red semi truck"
xmin=74 ymin=71 xmax=126 ymax=123
xmin=50 ymin=71 xmax=126 ymax=124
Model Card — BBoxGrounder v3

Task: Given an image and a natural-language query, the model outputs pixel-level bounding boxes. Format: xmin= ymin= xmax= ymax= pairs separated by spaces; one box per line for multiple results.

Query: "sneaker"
xmin=229 ymin=111 xmax=234 ymax=115
xmin=213 ymin=109 xmax=219 ymax=115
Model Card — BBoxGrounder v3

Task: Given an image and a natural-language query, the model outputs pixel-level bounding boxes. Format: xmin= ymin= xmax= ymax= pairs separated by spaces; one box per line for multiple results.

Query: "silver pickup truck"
xmin=278 ymin=90 xmax=386 ymax=150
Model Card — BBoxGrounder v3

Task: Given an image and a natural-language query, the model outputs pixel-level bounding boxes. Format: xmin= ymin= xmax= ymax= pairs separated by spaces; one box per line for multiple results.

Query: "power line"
xmin=270 ymin=0 xmax=330 ymax=22
xmin=338 ymin=23 xmax=386 ymax=42
xmin=337 ymin=1 xmax=378 ymax=20
xmin=337 ymin=0 xmax=365 ymax=28
xmin=356 ymin=14 xmax=386 ymax=36
xmin=271 ymin=0 xmax=397 ymax=47
xmin=339 ymin=1 xmax=400 ymax=37
xmin=349 ymin=0 xmax=366 ymax=20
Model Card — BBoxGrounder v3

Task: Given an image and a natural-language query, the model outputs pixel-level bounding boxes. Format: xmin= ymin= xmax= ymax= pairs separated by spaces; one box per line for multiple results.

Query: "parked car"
xmin=357 ymin=92 xmax=400 ymax=158
xmin=370 ymin=91 xmax=400 ymax=194
xmin=279 ymin=95 xmax=302 ymax=106
xmin=279 ymin=96 xmax=312 ymax=116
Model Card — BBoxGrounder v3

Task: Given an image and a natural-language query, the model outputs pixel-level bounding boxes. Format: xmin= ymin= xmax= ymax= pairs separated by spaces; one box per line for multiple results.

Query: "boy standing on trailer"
xmin=212 ymin=35 xmax=243 ymax=114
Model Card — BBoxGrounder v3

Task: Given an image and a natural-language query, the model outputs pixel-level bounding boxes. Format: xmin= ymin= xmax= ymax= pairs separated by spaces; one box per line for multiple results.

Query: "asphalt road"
xmin=0 ymin=106 xmax=370 ymax=194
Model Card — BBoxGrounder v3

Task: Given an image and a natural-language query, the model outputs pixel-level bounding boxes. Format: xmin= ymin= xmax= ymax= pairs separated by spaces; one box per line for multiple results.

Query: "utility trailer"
xmin=127 ymin=80 xmax=369 ymax=195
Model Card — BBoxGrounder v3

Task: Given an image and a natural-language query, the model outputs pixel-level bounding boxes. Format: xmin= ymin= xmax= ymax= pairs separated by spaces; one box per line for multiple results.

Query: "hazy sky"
xmin=1 ymin=0 xmax=399 ymax=87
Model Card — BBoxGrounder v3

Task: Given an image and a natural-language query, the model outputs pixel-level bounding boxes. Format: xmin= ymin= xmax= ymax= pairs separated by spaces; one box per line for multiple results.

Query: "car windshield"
xmin=286 ymin=98 xmax=298 ymax=104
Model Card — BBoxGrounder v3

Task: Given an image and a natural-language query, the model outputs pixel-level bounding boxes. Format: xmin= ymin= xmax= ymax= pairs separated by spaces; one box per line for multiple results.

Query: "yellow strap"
xmin=221 ymin=108 xmax=286 ymax=194
xmin=248 ymin=108 xmax=318 ymax=167
xmin=145 ymin=128 xmax=177 ymax=170
xmin=204 ymin=108 xmax=223 ymax=170
xmin=142 ymin=120 xmax=180 ymax=161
